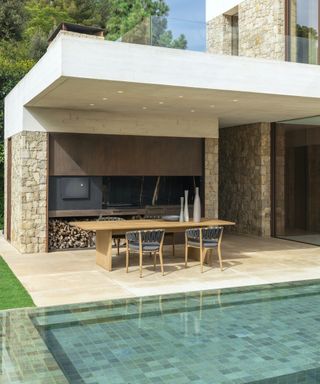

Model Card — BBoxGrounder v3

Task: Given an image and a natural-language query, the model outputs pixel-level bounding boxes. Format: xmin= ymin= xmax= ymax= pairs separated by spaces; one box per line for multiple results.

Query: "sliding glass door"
xmin=273 ymin=124 xmax=320 ymax=245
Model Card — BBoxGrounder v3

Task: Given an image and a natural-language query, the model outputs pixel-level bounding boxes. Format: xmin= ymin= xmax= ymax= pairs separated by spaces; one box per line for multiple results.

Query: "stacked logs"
xmin=49 ymin=219 xmax=95 ymax=250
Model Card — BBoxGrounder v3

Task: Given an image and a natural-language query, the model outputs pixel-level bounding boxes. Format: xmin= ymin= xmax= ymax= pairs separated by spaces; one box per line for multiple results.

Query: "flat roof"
xmin=5 ymin=32 xmax=320 ymax=138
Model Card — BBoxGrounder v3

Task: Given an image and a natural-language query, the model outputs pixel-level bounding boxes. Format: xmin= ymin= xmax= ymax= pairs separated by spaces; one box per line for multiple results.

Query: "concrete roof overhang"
xmin=5 ymin=31 xmax=320 ymax=138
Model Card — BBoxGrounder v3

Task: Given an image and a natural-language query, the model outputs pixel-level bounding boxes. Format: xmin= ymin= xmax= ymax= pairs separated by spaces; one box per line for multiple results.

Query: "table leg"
xmin=96 ymin=230 xmax=113 ymax=271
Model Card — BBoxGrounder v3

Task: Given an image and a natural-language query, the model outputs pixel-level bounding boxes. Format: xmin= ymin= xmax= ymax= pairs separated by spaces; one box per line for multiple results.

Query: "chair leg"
xmin=218 ymin=245 xmax=223 ymax=271
xmin=153 ymin=252 xmax=156 ymax=271
xmin=200 ymin=247 xmax=204 ymax=273
xmin=126 ymin=246 xmax=129 ymax=273
xmin=159 ymin=249 xmax=164 ymax=276
xmin=185 ymin=245 xmax=188 ymax=268
xmin=139 ymin=248 xmax=143 ymax=278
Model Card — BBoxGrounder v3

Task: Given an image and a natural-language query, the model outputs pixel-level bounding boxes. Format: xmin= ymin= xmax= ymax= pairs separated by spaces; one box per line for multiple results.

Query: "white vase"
xmin=179 ymin=197 xmax=184 ymax=222
xmin=184 ymin=190 xmax=189 ymax=222
xmin=193 ymin=187 xmax=201 ymax=223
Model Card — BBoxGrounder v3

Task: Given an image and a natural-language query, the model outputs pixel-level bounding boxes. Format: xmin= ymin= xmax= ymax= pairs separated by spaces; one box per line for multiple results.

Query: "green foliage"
xmin=0 ymin=256 xmax=35 ymax=310
xmin=29 ymin=29 xmax=49 ymax=61
xmin=24 ymin=0 xmax=73 ymax=38
xmin=104 ymin=0 xmax=169 ymax=40
xmin=296 ymin=24 xmax=318 ymax=39
xmin=0 ymin=0 xmax=27 ymax=41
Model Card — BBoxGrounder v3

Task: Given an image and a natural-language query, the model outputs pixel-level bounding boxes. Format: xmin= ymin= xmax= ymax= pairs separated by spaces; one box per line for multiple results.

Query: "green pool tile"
xmin=1 ymin=280 xmax=320 ymax=383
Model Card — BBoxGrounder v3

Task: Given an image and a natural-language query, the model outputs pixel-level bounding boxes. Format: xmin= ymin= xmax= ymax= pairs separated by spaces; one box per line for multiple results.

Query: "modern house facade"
xmin=4 ymin=0 xmax=320 ymax=254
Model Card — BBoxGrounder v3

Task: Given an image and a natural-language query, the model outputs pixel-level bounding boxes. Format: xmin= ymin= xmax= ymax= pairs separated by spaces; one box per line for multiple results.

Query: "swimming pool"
xmin=1 ymin=280 xmax=320 ymax=383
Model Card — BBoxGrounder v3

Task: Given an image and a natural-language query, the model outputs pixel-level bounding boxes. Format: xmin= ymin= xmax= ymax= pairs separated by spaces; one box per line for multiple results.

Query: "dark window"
xmin=231 ymin=14 xmax=239 ymax=56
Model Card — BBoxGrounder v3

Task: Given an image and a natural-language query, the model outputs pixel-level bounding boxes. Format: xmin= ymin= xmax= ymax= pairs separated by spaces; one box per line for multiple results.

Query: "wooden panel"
xmin=49 ymin=133 xmax=203 ymax=176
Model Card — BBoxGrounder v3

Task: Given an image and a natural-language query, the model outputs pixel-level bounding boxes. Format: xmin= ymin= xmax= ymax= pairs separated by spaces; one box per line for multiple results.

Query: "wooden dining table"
xmin=71 ymin=219 xmax=235 ymax=271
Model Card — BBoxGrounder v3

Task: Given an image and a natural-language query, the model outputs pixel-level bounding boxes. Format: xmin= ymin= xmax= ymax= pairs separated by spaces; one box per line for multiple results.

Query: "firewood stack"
xmin=49 ymin=219 xmax=95 ymax=250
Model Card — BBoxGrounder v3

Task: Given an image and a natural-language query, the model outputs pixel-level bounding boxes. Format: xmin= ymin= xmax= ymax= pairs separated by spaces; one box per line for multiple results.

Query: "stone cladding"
xmin=9 ymin=131 xmax=48 ymax=253
xmin=219 ymin=123 xmax=271 ymax=236
xmin=205 ymin=138 xmax=219 ymax=218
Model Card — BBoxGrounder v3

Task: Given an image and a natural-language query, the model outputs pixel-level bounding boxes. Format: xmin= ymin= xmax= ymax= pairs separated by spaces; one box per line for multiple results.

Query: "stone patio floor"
xmin=1 ymin=234 xmax=320 ymax=307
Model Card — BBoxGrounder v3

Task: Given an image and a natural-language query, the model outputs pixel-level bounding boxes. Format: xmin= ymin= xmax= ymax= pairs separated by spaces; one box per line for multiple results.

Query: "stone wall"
xmin=207 ymin=15 xmax=233 ymax=55
xmin=274 ymin=125 xmax=285 ymax=235
xmin=219 ymin=123 xmax=271 ymax=236
xmin=204 ymin=138 xmax=219 ymax=218
xmin=9 ymin=131 xmax=48 ymax=253
xmin=207 ymin=0 xmax=286 ymax=61
xmin=239 ymin=0 xmax=286 ymax=60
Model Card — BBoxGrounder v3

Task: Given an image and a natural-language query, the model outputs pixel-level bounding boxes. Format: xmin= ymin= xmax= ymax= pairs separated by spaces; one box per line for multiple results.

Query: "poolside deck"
xmin=1 ymin=234 xmax=319 ymax=307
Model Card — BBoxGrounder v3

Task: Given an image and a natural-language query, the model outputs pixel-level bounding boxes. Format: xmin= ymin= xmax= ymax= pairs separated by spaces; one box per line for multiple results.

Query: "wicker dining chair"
xmin=97 ymin=216 xmax=125 ymax=255
xmin=185 ymin=226 xmax=224 ymax=273
xmin=144 ymin=207 xmax=176 ymax=256
xmin=125 ymin=229 xmax=165 ymax=278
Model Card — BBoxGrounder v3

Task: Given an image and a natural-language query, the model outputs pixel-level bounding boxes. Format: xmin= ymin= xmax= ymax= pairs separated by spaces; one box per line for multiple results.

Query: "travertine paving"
xmin=1 ymin=234 xmax=319 ymax=307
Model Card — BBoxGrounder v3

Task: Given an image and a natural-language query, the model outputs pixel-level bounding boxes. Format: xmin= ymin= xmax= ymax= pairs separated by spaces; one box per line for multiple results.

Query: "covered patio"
xmin=1 ymin=234 xmax=318 ymax=307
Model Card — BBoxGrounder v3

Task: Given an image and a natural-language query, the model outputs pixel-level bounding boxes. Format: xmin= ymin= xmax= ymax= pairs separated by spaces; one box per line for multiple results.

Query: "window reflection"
xmin=274 ymin=124 xmax=320 ymax=245
xmin=288 ymin=0 xmax=319 ymax=64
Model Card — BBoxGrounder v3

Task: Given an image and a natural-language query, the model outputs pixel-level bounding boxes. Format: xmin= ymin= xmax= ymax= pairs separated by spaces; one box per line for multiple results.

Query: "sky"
xmin=297 ymin=0 xmax=318 ymax=29
xmin=165 ymin=0 xmax=206 ymax=51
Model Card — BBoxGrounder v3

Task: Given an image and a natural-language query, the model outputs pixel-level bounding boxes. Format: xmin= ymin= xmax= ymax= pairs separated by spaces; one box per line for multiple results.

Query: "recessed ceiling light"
xmin=233 ymin=99 xmax=239 ymax=102
xmin=142 ymin=106 xmax=148 ymax=110
xmin=89 ymin=103 xmax=95 ymax=106
xmin=190 ymin=109 xmax=195 ymax=113
xmin=178 ymin=95 xmax=184 ymax=98
xmin=210 ymin=104 xmax=215 ymax=108
xmin=159 ymin=101 xmax=164 ymax=105
xmin=117 ymin=91 xmax=124 ymax=94
xmin=102 ymin=97 xmax=108 ymax=101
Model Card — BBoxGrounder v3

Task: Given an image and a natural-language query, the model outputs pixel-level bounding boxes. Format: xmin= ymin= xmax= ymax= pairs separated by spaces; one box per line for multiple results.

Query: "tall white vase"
xmin=193 ymin=187 xmax=201 ymax=223
xmin=179 ymin=196 xmax=184 ymax=222
xmin=184 ymin=190 xmax=189 ymax=222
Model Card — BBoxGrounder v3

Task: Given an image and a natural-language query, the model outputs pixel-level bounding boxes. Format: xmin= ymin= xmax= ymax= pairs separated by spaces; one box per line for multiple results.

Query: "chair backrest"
xmin=186 ymin=226 xmax=223 ymax=242
xmin=126 ymin=229 xmax=165 ymax=244
xmin=202 ymin=226 xmax=223 ymax=241
xmin=98 ymin=216 xmax=125 ymax=221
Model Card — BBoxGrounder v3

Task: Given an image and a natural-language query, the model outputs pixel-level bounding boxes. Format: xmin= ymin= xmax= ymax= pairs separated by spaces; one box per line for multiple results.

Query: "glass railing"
xmin=118 ymin=16 xmax=320 ymax=65
xmin=286 ymin=35 xmax=318 ymax=65
xmin=119 ymin=16 xmax=207 ymax=52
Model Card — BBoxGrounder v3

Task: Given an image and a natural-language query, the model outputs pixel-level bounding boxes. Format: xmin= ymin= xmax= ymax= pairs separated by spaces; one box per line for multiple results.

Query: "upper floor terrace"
xmin=120 ymin=0 xmax=320 ymax=66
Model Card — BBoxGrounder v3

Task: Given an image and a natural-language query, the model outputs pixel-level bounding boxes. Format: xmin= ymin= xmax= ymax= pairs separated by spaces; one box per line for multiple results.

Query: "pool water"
xmin=2 ymin=280 xmax=320 ymax=383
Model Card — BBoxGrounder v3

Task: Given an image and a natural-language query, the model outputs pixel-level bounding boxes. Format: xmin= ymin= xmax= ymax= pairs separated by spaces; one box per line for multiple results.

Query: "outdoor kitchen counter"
xmin=71 ymin=219 xmax=235 ymax=271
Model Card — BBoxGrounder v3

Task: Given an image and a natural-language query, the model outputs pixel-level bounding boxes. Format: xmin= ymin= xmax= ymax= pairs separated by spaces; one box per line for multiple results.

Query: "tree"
xmin=152 ymin=16 xmax=187 ymax=49
xmin=24 ymin=0 xmax=73 ymax=38
xmin=103 ymin=0 xmax=169 ymax=40
xmin=67 ymin=0 xmax=99 ymax=26
xmin=0 ymin=0 xmax=27 ymax=41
